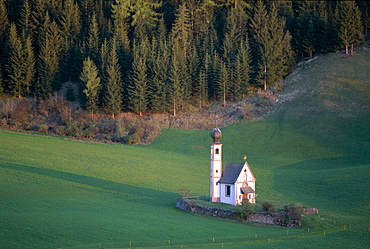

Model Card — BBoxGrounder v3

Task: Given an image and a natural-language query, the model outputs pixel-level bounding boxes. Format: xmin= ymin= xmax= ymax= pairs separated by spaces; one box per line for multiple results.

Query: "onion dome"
xmin=211 ymin=127 xmax=222 ymax=143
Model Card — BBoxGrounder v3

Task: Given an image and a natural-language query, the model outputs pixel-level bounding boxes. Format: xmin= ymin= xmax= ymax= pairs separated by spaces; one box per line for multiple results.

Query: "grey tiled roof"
xmin=241 ymin=186 xmax=255 ymax=193
xmin=218 ymin=162 xmax=244 ymax=184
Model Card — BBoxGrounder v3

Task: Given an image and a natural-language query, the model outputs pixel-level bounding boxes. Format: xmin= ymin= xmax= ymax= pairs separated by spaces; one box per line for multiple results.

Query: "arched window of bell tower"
xmin=215 ymin=148 xmax=219 ymax=154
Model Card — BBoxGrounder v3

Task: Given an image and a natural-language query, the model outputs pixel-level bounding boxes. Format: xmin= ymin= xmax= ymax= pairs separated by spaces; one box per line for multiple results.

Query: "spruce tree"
xmin=169 ymin=40 xmax=185 ymax=117
xmin=87 ymin=14 xmax=100 ymax=61
xmin=0 ymin=70 xmax=3 ymax=94
xmin=105 ymin=37 xmax=122 ymax=117
xmin=59 ymin=0 xmax=81 ymax=50
xmin=338 ymin=1 xmax=364 ymax=55
xmin=80 ymin=57 xmax=101 ymax=116
xmin=36 ymin=13 xmax=62 ymax=98
xmin=19 ymin=0 xmax=33 ymax=38
xmin=129 ymin=52 xmax=149 ymax=116
xmin=7 ymin=23 xmax=24 ymax=98
xmin=250 ymin=1 xmax=293 ymax=89
xmin=7 ymin=23 xmax=34 ymax=98
xmin=172 ymin=3 xmax=192 ymax=59
xmin=218 ymin=58 xmax=229 ymax=107
xmin=151 ymin=18 xmax=170 ymax=113
xmin=22 ymin=34 xmax=35 ymax=96
xmin=0 ymin=0 xmax=8 ymax=36
xmin=235 ymin=36 xmax=251 ymax=98
xmin=111 ymin=0 xmax=161 ymax=29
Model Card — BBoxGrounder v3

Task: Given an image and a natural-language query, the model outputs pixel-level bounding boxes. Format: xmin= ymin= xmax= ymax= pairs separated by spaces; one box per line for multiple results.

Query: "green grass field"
xmin=1 ymin=50 xmax=370 ymax=248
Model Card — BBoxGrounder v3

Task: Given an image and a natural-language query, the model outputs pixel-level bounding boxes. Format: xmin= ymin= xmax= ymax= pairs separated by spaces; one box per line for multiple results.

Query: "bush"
xmin=262 ymin=201 xmax=277 ymax=213
xmin=66 ymin=125 xmax=81 ymax=137
xmin=38 ymin=124 xmax=49 ymax=133
xmin=127 ymin=133 xmax=141 ymax=144
xmin=282 ymin=203 xmax=306 ymax=226
xmin=52 ymin=126 xmax=66 ymax=136
xmin=234 ymin=200 xmax=253 ymax=220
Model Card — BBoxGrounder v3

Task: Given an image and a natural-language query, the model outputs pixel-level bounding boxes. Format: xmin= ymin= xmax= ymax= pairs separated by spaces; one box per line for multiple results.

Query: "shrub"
xmin=66 ymin=125 xmax=81 ymax=137
xmin=262 ymin=201 xmax=277 ymax=213
xmin=38 ymin=124 xmax=49 ymax=133
xmin=234 ymin=200 xmax=253 ymax=220
xmin=52 ymin=126 xmax=66 ymax=136
xmin=127 ymin=133 xmax=141 ymax=144
xmin=282 ymin=203 xmax=306 ymax=226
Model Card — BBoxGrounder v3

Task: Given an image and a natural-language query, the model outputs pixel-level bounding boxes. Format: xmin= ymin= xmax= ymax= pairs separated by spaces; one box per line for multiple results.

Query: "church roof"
xmin=218 ymin=162 xmax=244 ymax=184
xmin=241 ymin=186 xmax=255 ymax=194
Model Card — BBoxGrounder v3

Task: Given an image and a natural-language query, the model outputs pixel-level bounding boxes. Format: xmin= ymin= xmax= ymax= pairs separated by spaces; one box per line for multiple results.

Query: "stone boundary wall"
xmin=176 ymin=198 xmax=309 ymax=227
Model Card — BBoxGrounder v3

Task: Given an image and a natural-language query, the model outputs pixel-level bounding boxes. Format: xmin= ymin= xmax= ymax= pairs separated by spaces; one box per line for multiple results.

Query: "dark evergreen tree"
xmin=250 ymin=0 xmax=293 ymax=90
xmin=87 ymin=14 xmax=100 ymax=61
xmin=0 ymin=0 xmax=8 ymax=36
xmin=105 ymin=37 xmax=123 ymax=117
xmin=19 ymin=0 xmax=33 ymax=38
xmin=0 ymin=0 xmax=9 ymax=92
xmin=23 ymin=34 xmax=36 ymax=96
xmin=111 ymin=0 xmax=161 ymax=29
xmin=6 ymin=22 xmax=35 ymax=98
xmin=59 ymin=0 xmax=82 ymax=82
xmin=151 ymin=18 xmax=170 ymax=113
xmin=172 ymin=3 xmax=192 ymax=60
xmin=7 ymin=23 xmax=24 ymax=97
xmin=129 ymin=51 xmax=149 ymax=116
xmin=218 ymin=58 xmax=229 ymax=107
xmin=0 ymin=70 xmax=3 ymax=94
xmin=36 ymin=13 xmax=62 ymax=98
xmin=234 ymin=36 xmax=251 ymax=98
xmin=338 ymin=1 xmax=364 ymax=55
xmin=80 ymin=57 xmax=101 ymax=116
xmin=169 ymin=40 xmax=186 ymax=116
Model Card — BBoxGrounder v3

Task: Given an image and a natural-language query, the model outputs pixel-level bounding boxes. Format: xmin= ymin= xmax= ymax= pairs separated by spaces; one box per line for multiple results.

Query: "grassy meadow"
xmin=1 ymin=49 xmax=370 ymax=248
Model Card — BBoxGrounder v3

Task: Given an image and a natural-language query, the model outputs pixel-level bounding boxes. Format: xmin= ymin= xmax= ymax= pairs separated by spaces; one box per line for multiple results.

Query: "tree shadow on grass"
xmin=0 ymin=162 xmax=178 ymax=207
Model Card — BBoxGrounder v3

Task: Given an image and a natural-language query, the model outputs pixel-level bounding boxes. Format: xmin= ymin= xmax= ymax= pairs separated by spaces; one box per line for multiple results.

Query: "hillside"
xmin=1 ymin=49 xmax=370 ymax=248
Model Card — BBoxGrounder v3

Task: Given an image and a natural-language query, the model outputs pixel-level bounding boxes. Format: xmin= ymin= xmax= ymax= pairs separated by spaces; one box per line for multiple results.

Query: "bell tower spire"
xmin=210 ymin=128 xmax=222 ymax=202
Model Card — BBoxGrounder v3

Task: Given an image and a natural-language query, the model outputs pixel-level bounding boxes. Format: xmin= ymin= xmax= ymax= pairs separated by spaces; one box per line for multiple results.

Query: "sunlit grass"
xmin=1 ymin=50 xmax=370 ymax=248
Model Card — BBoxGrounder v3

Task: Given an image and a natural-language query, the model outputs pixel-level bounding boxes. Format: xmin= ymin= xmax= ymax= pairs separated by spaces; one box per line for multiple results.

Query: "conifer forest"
xmin=0 ymin=0 xmax=368 ymax=117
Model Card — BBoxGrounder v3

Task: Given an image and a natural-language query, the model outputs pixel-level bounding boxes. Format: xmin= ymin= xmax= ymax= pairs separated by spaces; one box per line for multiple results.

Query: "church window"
xmin=225 ymin=185 xmax=231 ymax=197
xmin=215 ymin=148 xmax=219 ymax=154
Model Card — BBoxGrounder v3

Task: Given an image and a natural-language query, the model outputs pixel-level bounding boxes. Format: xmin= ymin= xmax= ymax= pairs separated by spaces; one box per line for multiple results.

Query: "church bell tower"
xmin=210 ymin=128 xmax=222 ymax=202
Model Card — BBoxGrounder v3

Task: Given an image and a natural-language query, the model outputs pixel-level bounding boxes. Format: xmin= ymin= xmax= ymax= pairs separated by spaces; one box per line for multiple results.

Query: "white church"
xmin=210 ymin=128 xmax=256 ymax=206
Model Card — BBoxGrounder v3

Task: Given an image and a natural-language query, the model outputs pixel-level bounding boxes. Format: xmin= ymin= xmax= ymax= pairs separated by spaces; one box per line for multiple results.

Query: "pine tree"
xmin=250 ymin=0 xmax=293 ymax=89
xmin=172 ymin=3 xmax=192 ymax=59
xmin=6 ymin=23 xmax=34 ymax=98
xmin=218 ymin=58 xmax=229 ymax=107
xmin=129 ymin=52 xmax=149 ymax=116
xmin=87 ymin=14 xmax=100 ymax=61
xmin=22 ymin=34 xmax=35 ymax=96
xmin=60 ymin=0 xmax=81 ymax=49
xmin=169 ymin=40 xmax=186 ymax=117
xmin=338 ymin=1 xmax=364 ymax=55
xmin=105 ymin=37 xmax=122 ymax=117
xmin=0 ymin=70 xmax=3 ymax=94
xmin=19 ymin=0 xmax=33 ymax=38
xmin=7 ymin=23 xmax=24 ymax=98
xmin=80 ymin=57 xmax=101 ymax=116
xmin=111 ymin=0 xmax=161 ymax=29
xmin=36 ymin=13 xmax=62 ymax=98
xmin=171 ymin=4 xmax=192 ymax=110
xmin=151 ymin=18 xmax=170 ymax=113
xmin=0 ymin=0 xmax=8 ymax=36
xmin=234 ymin=36 xmax=251 ymax=98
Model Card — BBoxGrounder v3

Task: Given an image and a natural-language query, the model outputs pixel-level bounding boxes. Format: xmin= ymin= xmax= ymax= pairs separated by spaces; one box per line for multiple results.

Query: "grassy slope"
xmin=1 ymin=50 xmax=370 ymax=248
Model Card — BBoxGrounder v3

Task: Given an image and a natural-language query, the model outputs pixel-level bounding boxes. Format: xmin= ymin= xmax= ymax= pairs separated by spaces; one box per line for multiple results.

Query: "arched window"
xmin=215 ymin=148 xmax=219 ymax=154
